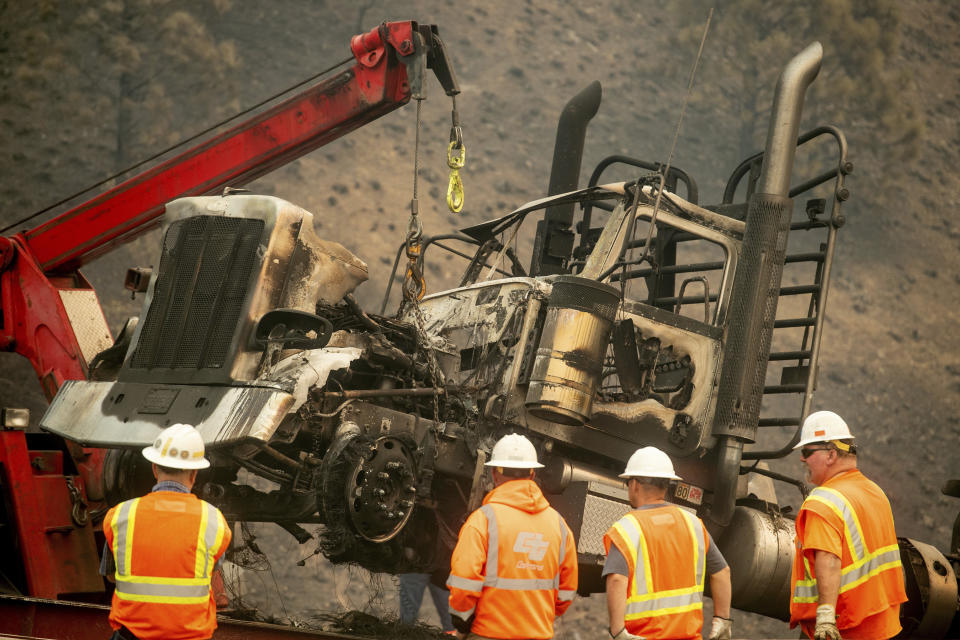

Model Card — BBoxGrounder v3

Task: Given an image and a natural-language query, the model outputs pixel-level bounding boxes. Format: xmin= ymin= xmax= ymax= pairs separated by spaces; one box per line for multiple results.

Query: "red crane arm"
xmin=0 ymin=20 xmax=459 ymax=601
xmin=0 ymin=19 xmax=458 ymax=389
xmin=22 ymin=20 xmax=457 ymax=273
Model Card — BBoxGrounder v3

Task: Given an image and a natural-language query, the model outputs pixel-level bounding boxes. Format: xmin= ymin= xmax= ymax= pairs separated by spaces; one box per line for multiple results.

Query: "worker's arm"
xmin=446 ymin=510 xmax=488 ymax=634
xmin=555 ymin=522 xmax=578 ymax=617
xmin=605 ymin=573 xmax=628 ymax=635
xmin=814 ymin=550 xmax=841 ymax=608
xmin=810 ymin=550 xmax=842 ymax=640
xmin=709 ymin=566 xmax=731 ymax=618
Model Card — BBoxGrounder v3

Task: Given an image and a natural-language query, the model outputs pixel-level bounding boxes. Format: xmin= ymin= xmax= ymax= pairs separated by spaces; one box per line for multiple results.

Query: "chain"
xmin=403 ymin=99 xmax=426 ymax=302
xmin=66 ymin=476 xmax=89 ymax=527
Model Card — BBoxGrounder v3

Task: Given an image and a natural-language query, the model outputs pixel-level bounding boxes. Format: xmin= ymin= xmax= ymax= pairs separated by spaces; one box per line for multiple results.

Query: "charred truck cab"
xmin=40 ymin=41 xmax=959 ymax=632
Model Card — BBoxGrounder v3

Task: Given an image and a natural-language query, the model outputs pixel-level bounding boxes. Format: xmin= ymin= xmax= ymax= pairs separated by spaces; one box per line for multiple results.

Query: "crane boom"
xmin=0 ymin=19 xmax=458 ymax=601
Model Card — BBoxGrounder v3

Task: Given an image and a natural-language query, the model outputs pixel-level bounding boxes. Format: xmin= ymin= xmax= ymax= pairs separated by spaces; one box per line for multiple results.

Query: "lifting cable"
xmin=0 ymin=56 xmax=353 ymax=234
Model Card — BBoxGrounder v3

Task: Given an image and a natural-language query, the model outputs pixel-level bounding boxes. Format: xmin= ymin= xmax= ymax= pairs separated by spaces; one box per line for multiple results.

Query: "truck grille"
xmin=130 ymin=216 xmax=264 ymax=370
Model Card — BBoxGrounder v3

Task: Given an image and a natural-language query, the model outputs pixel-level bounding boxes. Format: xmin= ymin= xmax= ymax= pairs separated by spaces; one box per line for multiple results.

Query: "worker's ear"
xmin=189 ymin=469 xmax=199 ymax=485
xmin=151 ymin=463 xmax=159 ymax=480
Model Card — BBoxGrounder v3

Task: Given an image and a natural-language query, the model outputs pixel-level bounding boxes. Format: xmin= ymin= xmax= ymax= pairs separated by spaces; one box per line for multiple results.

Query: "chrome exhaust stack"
xmin=709 ymin=43 xmax=822 ymax=525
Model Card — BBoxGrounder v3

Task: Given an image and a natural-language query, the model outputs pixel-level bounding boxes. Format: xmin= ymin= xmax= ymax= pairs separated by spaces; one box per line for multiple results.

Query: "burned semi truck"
xmin=37 ymin=41 xmax=959 ymax=634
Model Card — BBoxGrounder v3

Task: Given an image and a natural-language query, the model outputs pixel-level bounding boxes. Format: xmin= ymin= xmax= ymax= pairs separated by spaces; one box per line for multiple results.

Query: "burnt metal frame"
xmin=379 ymin=233 xmax=513 ymax=314
xmin=569 ymin=126 xmax=849 ymax=462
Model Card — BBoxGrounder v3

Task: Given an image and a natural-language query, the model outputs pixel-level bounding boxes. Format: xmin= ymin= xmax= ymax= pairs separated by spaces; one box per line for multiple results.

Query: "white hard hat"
xmin=142 ymin=424 xmax=211 ymax=470
xmin=619 ymin=446 xmax=682 ymax=480
xmin=485 ymin=433 xmax=544 ymax=469
xmin=793 ymin=410 xmax=854 ymax=449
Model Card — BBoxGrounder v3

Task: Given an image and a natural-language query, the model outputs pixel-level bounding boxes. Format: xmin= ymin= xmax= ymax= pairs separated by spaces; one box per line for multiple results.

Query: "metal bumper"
xmin=40 ymin=380 xmax=293 ymax=449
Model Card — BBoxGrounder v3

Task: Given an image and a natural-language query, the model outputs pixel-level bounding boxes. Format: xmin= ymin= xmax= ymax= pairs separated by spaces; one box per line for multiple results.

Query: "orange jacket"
xmin=103 ymin=491 xmax=232 ymax=640
xmin=790 ymin=469 xmax=907 ymax=639
xmin=447 ymin=479 xmax=578 ymax=639
xmin=603 ymin=505 xmax=709 ymax=640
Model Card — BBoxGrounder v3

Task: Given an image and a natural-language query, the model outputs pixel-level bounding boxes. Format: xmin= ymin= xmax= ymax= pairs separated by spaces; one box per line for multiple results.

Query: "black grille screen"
xmin=130 ymin=216 xmax=264 ymax=370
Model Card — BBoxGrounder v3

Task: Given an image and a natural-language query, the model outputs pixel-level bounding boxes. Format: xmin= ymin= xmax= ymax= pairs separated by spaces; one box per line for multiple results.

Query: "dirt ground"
xmin=1 ymin=1 xmax=958 ymax=638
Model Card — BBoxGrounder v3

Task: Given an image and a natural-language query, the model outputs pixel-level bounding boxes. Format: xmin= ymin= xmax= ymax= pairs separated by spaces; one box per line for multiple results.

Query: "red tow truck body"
xmin=0 ymin=18 xmax=457 ymax=614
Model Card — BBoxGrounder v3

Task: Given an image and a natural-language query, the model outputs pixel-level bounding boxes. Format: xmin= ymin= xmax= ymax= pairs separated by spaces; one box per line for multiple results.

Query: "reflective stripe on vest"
xmin=450 ymin=602 xmax=477 ymax=619
xmin=792 ymin=487 xmax=904 ymax=603
xmin=478 ymin=504 xmax=563 ymax=592
xmin=111 ymin=497 xmax=225 ymax=604
xmin=615 ymin=509 xmax=706 ymax=619
xmin=556 ymin=511 xmax=574 ymax=602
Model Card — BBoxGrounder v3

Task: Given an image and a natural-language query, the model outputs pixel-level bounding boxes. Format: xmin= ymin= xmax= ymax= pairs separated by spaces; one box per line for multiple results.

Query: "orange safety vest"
xmin=447 ymin=479 xmax=578 ymax=639
xmin=103 ymin=491 xmax=232 ymax=640
xmin=603 ymin=505 xmax=708 ymax=640
xmin=790 ymin=469 xmax=907 ymax=638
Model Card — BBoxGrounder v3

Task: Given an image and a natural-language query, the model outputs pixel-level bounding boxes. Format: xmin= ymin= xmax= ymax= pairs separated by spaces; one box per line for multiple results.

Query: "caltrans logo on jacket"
xmin=514 ymin=531 xmax=550 ymax=568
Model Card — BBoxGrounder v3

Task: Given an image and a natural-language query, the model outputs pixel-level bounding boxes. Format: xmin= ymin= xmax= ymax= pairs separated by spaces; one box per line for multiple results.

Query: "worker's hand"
xmin=708 ymin=615 xmax=733 ymax=640
xmin=814 ymin=604 xmax=842 ymax=640
xmin=609 ymin=627 xmax=645 ymax=639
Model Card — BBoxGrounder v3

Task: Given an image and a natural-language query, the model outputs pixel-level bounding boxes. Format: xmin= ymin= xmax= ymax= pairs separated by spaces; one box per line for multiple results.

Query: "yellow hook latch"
xmin=446 ymin=141 xmax=465 ymax=213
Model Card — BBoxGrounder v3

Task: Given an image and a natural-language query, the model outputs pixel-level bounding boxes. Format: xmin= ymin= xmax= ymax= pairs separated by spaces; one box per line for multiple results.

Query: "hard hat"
xmin=793 ymin=410 xmax=854 ymax=449
xmin=484 ymin=433 xmax=544 ymax=469
xmin=142 ymin=423 xmax=211 ymax=469
xmin=619 ymin=446 xmax=682 ymax=480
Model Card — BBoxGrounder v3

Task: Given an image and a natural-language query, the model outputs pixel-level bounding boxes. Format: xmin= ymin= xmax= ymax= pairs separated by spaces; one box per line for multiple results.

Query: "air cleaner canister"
xmin=525 ymin=276 xmax=620 ymax=425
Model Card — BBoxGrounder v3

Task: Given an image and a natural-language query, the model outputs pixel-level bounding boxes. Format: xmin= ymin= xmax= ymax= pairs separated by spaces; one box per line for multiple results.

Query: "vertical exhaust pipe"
xmin=530 ymin=81 xmax=602 ymax=276
xmin=709 ymin=43 xmax=822 ymax=525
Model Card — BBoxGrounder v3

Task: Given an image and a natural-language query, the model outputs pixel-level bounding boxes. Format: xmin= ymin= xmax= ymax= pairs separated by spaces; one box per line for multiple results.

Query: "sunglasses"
xmin=800 ymin=446 xmax=833 ymax=459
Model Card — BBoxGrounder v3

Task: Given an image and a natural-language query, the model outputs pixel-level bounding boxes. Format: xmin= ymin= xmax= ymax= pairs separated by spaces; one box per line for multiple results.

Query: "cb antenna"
xmin=619 ymin=8 xmax=714 ymax=296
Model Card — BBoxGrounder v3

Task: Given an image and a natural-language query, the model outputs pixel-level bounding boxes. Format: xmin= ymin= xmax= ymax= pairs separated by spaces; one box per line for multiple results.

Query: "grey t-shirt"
xmin=601 ymin=504 xmax=728 ymax=578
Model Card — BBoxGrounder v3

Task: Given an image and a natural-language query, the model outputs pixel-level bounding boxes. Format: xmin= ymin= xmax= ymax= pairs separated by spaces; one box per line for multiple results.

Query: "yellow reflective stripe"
xmin=108 ymin=505 xmax=121 ymax=573
xmin=614 ymin=515 xmax=653 ymax=596
xmin=636 ymin=519 xmax=653 ymax=594
xmin=626 ymin=601 xmax=702 ymax=620
xmin=683 ymin=512 xmax=697 ymax=587
xmin=819 ymin=486 xmax=867 ymax=558
xmin=612 ymin=518 xmax=646 ymax=596
xmin=839 ymin=544 xmax=902 ymax=593
xmin=676 ymin=509 xmax=705 ymax=587
xmin=794 ymin=554 xmax=819 ymax=602
xmin=612 ymin=520 xmax=637 ymax=560
xmin=194 ymin=503 xmax=227 ymax=578
xmin=209 ymin=510 xmax=227 ymax=573
xmin=115 ymin=573 xmax=211 ymax=605
xmin=805 ymin=493 xmax=861 ymax=562
xmin=118 ymin=575 xmax=208 ymax=586
xmin=625 ymin=584 xmax=704 ymax=619
xmin=114 ymin=592 xmax=209 ymax=605
xmin=628 ymin=584 xmax=703 ymax=602
xmin=123 ymin=499 xmax=139 ymax=576
xmin=194 ymin=501 xmax=210 ymax=578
